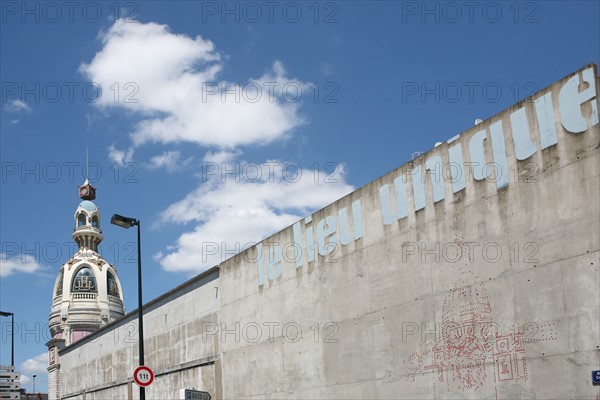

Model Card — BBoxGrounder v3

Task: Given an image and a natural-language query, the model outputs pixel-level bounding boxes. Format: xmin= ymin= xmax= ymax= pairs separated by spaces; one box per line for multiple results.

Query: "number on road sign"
xmin=133 ymin=366 xmax=154 ymax=387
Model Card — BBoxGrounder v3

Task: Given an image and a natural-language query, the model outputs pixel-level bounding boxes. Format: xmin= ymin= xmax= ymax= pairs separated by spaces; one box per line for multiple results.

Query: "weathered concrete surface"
xmin=57 ymin=268 xmax=220 ymax=399
xmin=217 ymin=64 xmax=600 ymax=399
xmin=54 ymin=65 xmax=599 ymax=400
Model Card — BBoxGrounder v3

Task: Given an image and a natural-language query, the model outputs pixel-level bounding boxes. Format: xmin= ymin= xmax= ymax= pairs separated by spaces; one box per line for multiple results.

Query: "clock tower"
xmin=78 ymin=178 xmax=96 ymax=200
xmin=46 ymin=179 xmax=126 ymax=399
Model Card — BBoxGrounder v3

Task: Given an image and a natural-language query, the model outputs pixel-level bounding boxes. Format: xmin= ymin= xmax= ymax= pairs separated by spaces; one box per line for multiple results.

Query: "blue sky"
xmin=0 ymin=0 xmax=598 ymax=392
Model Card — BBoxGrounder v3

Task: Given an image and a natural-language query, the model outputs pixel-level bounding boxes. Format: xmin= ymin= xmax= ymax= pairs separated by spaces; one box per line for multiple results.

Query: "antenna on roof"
xmin=86 ymin=145 xmax=89 ymax=180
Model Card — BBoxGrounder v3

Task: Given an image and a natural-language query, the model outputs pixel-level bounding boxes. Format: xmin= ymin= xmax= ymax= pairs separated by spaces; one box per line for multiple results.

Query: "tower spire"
xmin=86 ymin=145 xmax=89 ymax=181
xmin=48 ymin=164 xmax=125 ymax=357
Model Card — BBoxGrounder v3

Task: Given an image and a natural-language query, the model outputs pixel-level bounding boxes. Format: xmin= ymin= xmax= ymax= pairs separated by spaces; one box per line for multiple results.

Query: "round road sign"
xmin=134 ymin=366 xmax=154 ymax=387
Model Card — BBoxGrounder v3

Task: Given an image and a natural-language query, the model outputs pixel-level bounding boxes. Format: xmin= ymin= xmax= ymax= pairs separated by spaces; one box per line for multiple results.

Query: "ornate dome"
xmin=78 ymin=200 xmax=98 ymax=213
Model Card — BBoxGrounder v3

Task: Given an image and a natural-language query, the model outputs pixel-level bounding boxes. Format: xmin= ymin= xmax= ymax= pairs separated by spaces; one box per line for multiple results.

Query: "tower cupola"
xmin=72 ymin=180 xmax=103 ymax=253
xmin=48 ymin=179 xmax=125 ymax=347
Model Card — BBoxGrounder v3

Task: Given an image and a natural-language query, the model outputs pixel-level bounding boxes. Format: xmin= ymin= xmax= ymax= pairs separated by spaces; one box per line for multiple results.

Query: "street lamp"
xmin=110 ymin=214 xmax=145 ymax=400
xmin=0 ymin=311 xmax=14 ymax=366
xmin=33 ymin=374 xmax=37 ymax=393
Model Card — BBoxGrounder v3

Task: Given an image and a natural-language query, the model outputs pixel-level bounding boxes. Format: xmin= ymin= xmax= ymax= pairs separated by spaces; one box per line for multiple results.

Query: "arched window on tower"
xmin=91 ymin=215 xmax=99 ymax=228
xmin=107 ymin=271 xmax=119 ymax=297
xmin=72 ymin=267 xmax=97 ymax=292
xmin=77 ymin=213 xmax=86 ymax=227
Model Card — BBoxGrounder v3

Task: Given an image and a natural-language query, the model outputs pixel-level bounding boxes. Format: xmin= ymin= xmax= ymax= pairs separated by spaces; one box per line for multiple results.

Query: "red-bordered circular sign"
xmin=134 ymin=366 xmax=154 ymax=387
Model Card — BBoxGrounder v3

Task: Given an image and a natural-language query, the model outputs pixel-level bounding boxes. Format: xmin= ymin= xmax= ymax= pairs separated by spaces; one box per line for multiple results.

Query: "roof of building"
xmin=78 ymin=200 xmax=98 ymax=212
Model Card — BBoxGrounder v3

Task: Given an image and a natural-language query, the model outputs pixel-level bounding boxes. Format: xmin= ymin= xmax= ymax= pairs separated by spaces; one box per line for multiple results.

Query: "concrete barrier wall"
xmin=58 ymin=269 xmax=220 ymax=399
xmin=55 ymin=64 xmax=599 ymax=399
xmin=218 ymin=64 xmax=599 ymax=399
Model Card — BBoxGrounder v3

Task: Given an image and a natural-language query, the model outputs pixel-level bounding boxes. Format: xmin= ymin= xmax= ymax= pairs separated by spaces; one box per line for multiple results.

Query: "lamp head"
xmin=110 ymin=214 xmax=138 ymax=229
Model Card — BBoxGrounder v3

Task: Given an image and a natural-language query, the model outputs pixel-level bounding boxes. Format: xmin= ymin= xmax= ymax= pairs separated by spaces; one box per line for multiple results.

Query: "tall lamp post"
xmin=110 ymin=214 xmax=145 ymax=400
xmin=0 ymin=311 xmax=14 ymax=366
xmin=33 ymin=374 xmax=37 ymax=393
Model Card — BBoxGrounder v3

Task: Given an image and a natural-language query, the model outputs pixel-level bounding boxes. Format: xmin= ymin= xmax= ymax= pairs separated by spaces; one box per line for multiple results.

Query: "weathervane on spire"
xmin=79 ymin=146 xmax=96 ymax=200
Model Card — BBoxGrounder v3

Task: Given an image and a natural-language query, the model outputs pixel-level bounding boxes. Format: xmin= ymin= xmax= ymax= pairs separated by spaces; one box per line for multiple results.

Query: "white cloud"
xmin=4 ymin=100 xmax=31 ymax=113
xmin=155 ymin=161 xmax=354 ymax=273
xmin=80 ymin=19 xmax=307 ymax=152
xmin=20 ymin=353 xmax=48 ymax=375
xmin=202 ymin=150 xmax=241 ymax=164
xmin=146 ymin=150 xmax=192 ymax=173
xmin=20 ymin=352 xmax=47 ymax=392
xmin=20 ymin=374 xmax=32 ymax=386
xmin=107 ymin=144 xmax=134 ymax=165
xmin=0 ymin=254 xmax=44 ymax=277
xmin=81 ymin=20 xmax=354 ymax=276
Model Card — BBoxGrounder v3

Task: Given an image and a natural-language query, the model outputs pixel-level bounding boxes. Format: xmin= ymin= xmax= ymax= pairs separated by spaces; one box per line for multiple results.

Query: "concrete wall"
xmin=57 ymin=268 xmax=220 ymax=399
xmin=217 ymin=64 xmax=599 ymax=399
xmin=55 ymin=64 xmax=599 ymax=400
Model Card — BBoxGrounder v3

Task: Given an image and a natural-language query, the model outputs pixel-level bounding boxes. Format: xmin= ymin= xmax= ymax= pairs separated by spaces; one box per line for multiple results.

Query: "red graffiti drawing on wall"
xmin=405 ymin=239 xmax=556 ymax=399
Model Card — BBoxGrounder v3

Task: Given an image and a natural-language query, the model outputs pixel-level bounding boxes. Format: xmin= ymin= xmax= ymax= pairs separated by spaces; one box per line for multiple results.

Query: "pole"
xmin=137 ymin=221 xmax=145 ymax=400
xmin=10 ymin=313 xmax=14 ymax=367
xmin=0 ymin=312 xmax=14 ymax=367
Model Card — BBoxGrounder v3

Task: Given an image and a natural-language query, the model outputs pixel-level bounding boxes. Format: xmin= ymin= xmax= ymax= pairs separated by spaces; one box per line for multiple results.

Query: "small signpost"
xmin=179 ymin=389 xmax=211 ymax=400
xmin=0 ymin=372 xmax=19 ymax=381
xmin=0 ymin=382 xmax=19 ymax=390
xmin=592 ymin=370 xmax=600 ymax=385
xmin=133 ymin=366 xmax=154 ymax=387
